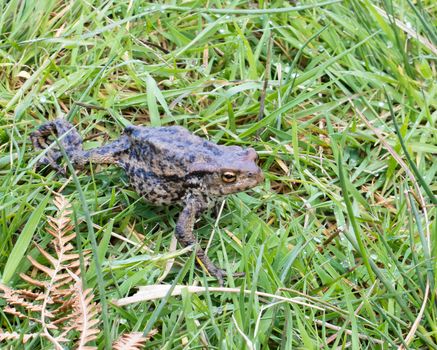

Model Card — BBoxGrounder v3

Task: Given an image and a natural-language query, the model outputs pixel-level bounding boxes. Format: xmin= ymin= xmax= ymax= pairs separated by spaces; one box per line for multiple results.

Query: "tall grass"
xmin=1 ymin=0 xmax=435 ymax=348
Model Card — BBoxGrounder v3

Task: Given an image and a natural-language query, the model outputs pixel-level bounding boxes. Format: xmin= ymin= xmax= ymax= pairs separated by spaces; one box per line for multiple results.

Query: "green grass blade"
xmin=385 ymin=91 xmax=437 ymax=205
xmin=406 ymin=0 xmax=437 ymax=45
xmin=1 ymin=194 xmax=50 ymax=283
xmin=337 ymin=153 xmax=375 ymax=282
xmin=145 ymin=73 xmax=162 ymax=127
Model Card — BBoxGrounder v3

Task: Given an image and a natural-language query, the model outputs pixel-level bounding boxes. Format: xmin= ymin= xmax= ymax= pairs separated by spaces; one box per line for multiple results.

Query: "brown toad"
xmin=30 ymin=118 xmax=264 ymax=284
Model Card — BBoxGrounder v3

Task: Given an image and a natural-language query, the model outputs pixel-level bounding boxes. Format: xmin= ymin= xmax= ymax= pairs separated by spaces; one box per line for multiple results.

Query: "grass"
xmin=0 ymin=0 xmax=436 ymax=348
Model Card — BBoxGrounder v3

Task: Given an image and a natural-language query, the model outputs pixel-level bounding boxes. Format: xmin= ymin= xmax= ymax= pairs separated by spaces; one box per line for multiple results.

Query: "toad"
xmin=30 ymin=118 xmax=264 ymax=284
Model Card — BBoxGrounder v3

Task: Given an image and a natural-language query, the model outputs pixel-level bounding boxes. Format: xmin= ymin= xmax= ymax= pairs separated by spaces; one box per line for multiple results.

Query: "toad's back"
xmin=118 ymin=125 xmax=230 ymax=205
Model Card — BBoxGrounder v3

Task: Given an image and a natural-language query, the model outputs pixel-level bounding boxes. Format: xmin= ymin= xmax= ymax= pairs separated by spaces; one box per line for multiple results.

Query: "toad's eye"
xmin=222 ymin=171 xmax=237 ymax=183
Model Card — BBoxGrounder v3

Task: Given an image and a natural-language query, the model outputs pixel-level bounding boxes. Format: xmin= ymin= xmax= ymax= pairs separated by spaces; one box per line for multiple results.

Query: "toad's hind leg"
xmin=71 ymin=136 xmax=130 ymax=168
xmin=176 ymin=199 xmax=245 ymax=285
xmin=30 ymin=118 xmax=129 ymax=172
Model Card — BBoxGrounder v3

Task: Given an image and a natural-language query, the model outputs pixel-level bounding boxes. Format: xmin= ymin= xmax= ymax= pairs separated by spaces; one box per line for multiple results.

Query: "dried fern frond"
xmin=19 ymin=273 xmax=47 ymax=288
xmin=0 ymin=282 xmax=13 ymax=294
xmin=30 ymin=195 xmax=80 ymax=349
xmin=0 ymin=194 xmax=100 ymax=349
xmin=3 ymin=306 xmax=48 ymax=326
xmin=0 ymin=330 xmax=38 ymax=344
xmin=1 ymin=285 xmax=54 ymax=319
xmin=13 ymin=289 xmax=46 ymax=301
xmin=113 ymin=330 xmax=158 ymax=350
xmin=66 ymin=273 xmax=100 ymax=350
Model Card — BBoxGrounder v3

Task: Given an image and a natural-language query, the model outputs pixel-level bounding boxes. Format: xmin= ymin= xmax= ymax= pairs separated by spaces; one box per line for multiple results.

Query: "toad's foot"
xmin=198 ymin=259 xmax=245 ymax=286
xmin=30 ymin=119 xmax=84 ymax=172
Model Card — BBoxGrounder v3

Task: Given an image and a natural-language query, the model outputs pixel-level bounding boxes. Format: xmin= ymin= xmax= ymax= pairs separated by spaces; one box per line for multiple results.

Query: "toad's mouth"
xmin=245 ymin=167 xmax=264 ymax=186
xmin=254 ymin=168 xmax=265 ymax=183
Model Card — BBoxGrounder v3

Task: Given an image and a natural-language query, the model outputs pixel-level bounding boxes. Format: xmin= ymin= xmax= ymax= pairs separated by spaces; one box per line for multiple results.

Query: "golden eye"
xmin=222 ymin=171 xmax=237 ymax=183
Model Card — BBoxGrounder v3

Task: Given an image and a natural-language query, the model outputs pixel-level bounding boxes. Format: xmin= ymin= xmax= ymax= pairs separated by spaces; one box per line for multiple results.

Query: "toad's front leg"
xmin=176 ymin=198 xmax=244 ymax=285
